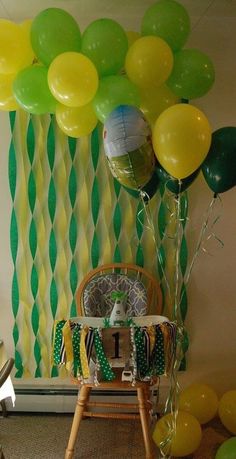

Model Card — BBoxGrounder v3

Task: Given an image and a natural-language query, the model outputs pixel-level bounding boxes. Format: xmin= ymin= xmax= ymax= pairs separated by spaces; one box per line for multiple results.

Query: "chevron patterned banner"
xmin=9 ymin=111 xmax=188 ymax=378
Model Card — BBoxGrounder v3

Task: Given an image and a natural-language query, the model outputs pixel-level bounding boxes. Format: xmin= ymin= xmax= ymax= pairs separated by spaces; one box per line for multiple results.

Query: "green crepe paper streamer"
xmin=11 ymin=280 xmax=19 ymax=321
xmin=91 ymin=129 xmax=100 ymax=268
xmin=68 ymin=136 xmax=77 ymax=161
xmin=48 ymin=178 xmax=56 ymax=223
xmin=51 ymin=365 xmax=59 ymax=378
xmin=180 ymin=193 xmax=188 ymax=227
xmin=136 ymin=244 xmax=144 ymax=267
xmin=113 ymin=177 xmax=121 ymax=198
xmin=10 ymin=211 xmax=18 ymax=264
xmin=49 ymin=230 xmax=57 ymax=272
xmin=69 ymin=168 xmax=77 ymax=209
xmin=30 ymin=264 xmax=38 ymax=299
xmin=91 ymin=178 xmax=99 ymax=226
xmin=158 ymin=201 xmax=167 ymax=240
xmin=136 ymin=201 xmax=144 ymax=240
xmin=9 ymin=110 xmax=16 ymax=131
xmin=113 ymin=203 xmax=121 ymax=241
xmin=69 ymin=214 xmax=77 ymax=253
xmin=70 ymin=260 xmax=78 ymax=296
xmin=50 ymin=278 xmax=58 ymax=319
xmin=113 ymin=244 xmax=121 ymax=263
xmin=180 ymin=237 xmax=188 ymax=276
xmin=13 ymin=323 xmax=19 ymax=347
xmin=91 ymin=127 xmax=100 ymax=170
xmin=70 ymin=299 xmax=77 ymax=318
xmin=14 ymin=349 xmax=23 ymax=378
xmin=157 ymin=245 xmax=166 ymax=278
xmin=179 ymin=356 xmax=186 ymax=371
xmin=91 ymin=233 xmax=100 ymax=268
xmin=34 ymin=339 xmax=42 ymax=377
xmin=28 ymin=171 xmax=36 ymax=214
xmin=29 ymin=220 xmax=37 ymax=260
xmin=136 ymin=200 xmax=144 ymax=267
xmin=47 ymin=120 xmax=55 ymax=171
xmin=27 ymin=118 xmax=35 ymax=165
xmin=8 ymin=137 xmax=17 ymax=201
xmin=31 ymin=301 xmax=39 ymax=336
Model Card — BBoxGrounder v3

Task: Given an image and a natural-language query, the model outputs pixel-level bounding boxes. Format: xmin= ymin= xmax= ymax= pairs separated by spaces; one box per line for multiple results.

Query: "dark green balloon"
xmin=202 ymin=127 xmax=236 ymax=193
xmin=156 ymin=163 xmax=199 ymax=194
xmin=118 ymin=170 xmax=159 ymax=202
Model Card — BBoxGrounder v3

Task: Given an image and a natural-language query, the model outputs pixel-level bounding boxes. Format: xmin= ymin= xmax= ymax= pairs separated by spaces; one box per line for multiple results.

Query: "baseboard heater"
xmin=6 ymin=387 xmax=142 ymax=414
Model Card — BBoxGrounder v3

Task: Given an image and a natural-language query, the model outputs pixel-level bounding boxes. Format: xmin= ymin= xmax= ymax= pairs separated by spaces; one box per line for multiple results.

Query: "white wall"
xmin=0 ymin=2 xmax=236 ymax=402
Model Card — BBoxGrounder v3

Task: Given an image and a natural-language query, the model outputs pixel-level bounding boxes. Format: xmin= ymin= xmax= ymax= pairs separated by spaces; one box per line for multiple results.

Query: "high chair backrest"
xmin=76 ymin=263 xmax=163 ymax=317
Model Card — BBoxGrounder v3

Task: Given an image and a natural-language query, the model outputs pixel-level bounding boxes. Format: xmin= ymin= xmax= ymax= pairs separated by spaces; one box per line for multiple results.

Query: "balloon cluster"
xmin=152 ymin=383 xmax=236 ymax=457
xmin=0 ymin=1 xmax=235 ymax=194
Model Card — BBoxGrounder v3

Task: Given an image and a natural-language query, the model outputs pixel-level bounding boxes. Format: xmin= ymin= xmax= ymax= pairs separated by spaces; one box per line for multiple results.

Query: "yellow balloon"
xmin=140 ymin=84 xmax=179 ymax=126
xmin=126 ymin=30 xmax=141 ymax=48
xmin=179 ymin=383 xmax=219 ymax=424
xmin=0 ymin=73 xmax=19 ymax=111
xmin=152 ymin=103 xmax=212 ymax=179
xmin=48 ymin=52 xmax=99 ymax=107
xmin=153 ymin=411 xmax=202 ymax=457
xmin=125 ymin=35 xmax=173 ymax=89
xmin=56 ymin=102 xmax=98 ymax=138
xmin=218 ymin=390 xmax=236 ymax=434
xmin=0 ymin=19 xmax=34 ymax=74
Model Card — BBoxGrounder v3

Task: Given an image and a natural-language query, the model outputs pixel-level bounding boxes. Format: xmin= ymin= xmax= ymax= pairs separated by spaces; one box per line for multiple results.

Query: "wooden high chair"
xmin=65 ymin=263 xmax=163 ymax=459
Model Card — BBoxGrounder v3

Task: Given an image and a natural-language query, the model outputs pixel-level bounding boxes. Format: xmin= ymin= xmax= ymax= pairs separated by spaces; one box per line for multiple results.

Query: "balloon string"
xmin=173 ymin=185 xmax=183 ymax=325
xmin=137 ymin=191 xmax=172 ymax=304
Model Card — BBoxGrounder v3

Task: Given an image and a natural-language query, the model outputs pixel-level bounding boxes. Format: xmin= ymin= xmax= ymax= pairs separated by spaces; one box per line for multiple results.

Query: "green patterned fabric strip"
xmin=94 ymin=330 xmax=115 ymax=381
xmin=150 ymin=326 xmax=165 ymax=376
xmin=134 ymin=327 xmax=148 ymax=378
xmin=53 ymin=320 xmax=66 ymax=365
xmin=72 ymin=324 xmax=82 ymax=377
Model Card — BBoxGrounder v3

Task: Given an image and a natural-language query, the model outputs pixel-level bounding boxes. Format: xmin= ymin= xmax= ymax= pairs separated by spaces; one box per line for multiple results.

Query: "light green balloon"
xmin=167 ymin=49 xmax=215 ymax=99
xmin=215 ymin=437 xmax=236 ymax=459
xmin=141 ymin=0 xmax=190 ymax=52
xmin=82 ymin=18 xmax=128 ymax=77
xmin=13 ymin=65 xmax=56 ymax=114
xmin=31 ymin=8 xmax=81 ymax=66
xmin=93 ymin=75 xmax=140 ymax=123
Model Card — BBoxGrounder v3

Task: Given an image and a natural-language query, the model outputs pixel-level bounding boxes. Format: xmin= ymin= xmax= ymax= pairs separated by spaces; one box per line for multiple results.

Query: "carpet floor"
xmin=0 ymin=414 xmax=232 ymax=459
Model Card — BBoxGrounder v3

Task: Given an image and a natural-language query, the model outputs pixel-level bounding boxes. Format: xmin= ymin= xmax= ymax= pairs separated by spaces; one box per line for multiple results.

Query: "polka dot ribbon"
xmin=134 ymin=327 xmax=149 ymax=379
xmin=94 ymin=329 xmax=115 ymax=381
xmin=52 ymin=320 xmax=66 ymax=365
xmin=150 ymin=325 xmax=166 ymax=376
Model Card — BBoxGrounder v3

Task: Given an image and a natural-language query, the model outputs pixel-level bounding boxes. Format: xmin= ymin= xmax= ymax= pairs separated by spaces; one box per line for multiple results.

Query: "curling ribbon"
xmin=80 ymin=326 xmax=90 ymax=379
xmin=94 ymin=329 xmax=115 ymax=381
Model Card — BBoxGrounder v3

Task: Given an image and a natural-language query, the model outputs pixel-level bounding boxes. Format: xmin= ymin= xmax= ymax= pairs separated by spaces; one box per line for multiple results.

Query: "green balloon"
xmin=215 ymin=437 xmax=236 ymax=459
xmin=31 ymin=8 xmax=81 ymax=66
xmin=81 ymin=18 xmax=128 ymax=77
xmin=93 ymin=76 xmax=140 ymax=123
xmin=167 ymin=49 xmax=215 ymax=99
xmin=202 ymin=127 xmax=236 ymax=194
xmin=13 ymin=65 xmax=56 ymax=114
xmin=156 ymin=162 xmax=199 ymax=194
xmin=141 ymin=0 xmax=190 ymax=52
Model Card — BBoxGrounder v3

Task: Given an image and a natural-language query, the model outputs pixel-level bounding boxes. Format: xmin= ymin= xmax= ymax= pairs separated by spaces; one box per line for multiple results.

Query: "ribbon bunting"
xmin=52 ymin=319 xmax=177 ymax=384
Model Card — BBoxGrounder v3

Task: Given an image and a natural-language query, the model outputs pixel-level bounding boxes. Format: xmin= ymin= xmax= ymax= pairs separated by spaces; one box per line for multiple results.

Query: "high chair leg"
xmin=65 ymin=385 xmax=91 ymax=459
xmin=137 ymin=387 xmax=155 ymax=459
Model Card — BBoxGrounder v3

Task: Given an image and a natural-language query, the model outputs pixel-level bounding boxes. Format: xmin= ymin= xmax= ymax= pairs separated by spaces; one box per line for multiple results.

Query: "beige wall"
xmin=0 ymin=3 xmax=236 ymax=398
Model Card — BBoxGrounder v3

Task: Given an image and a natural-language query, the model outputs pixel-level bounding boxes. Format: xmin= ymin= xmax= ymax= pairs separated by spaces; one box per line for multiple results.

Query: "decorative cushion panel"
xmin=83 ymin=273 xmax=147 ymax=317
